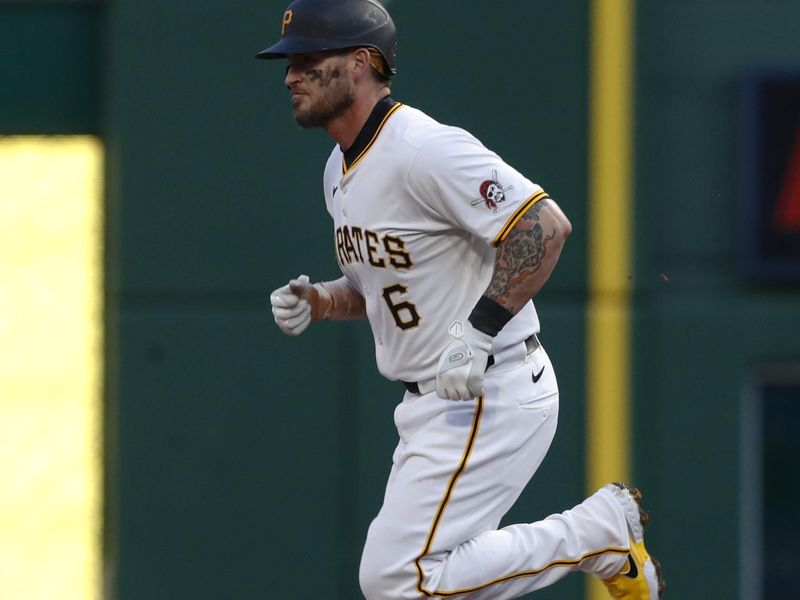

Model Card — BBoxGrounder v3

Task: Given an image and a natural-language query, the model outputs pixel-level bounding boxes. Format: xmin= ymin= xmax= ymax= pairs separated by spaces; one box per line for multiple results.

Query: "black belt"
xmin=404 ymin=381 xmax=422 ymax=394
xmin=402 ymin=334 xmax=539 ymax=395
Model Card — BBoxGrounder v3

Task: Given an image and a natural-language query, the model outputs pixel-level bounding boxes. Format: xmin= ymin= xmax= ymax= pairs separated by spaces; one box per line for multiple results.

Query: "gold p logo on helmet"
xmin=281 ymin=9 xmax=293 ymax=35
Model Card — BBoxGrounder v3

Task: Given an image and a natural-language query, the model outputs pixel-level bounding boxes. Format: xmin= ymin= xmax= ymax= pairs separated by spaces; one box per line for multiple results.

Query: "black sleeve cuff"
xmin=468 ymin=296 xmax=514 ymax=337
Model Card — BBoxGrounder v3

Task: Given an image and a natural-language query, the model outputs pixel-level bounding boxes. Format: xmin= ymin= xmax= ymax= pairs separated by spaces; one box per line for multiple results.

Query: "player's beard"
xmin=292 ymin=74 xmax=355 ymax=128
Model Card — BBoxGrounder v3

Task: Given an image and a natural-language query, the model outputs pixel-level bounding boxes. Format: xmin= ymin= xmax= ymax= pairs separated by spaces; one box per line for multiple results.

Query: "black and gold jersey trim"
xmin=492 ymin=190 xmax=551 ymax=247
xmin=342 ymin=96 xmax=404 ymax=175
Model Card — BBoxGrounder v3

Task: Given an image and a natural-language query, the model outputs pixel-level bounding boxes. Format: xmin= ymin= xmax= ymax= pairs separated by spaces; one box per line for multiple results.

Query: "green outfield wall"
xmin=633 ymin=4 xmax=800 ymax=599
xmin=3 ymin=1 xmax=799 ymax=598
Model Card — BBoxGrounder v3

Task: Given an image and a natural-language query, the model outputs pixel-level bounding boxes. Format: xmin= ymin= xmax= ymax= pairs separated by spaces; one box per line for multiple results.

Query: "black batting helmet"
xmin=256 ymin=0 xmax=397 ymax=76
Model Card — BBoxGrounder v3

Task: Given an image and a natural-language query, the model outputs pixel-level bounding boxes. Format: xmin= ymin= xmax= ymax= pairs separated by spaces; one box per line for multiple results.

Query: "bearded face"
xmin=292 ymin=73 xmax=355 ymax=127
xmin=286 ymin=53 xmax=356 ymax=128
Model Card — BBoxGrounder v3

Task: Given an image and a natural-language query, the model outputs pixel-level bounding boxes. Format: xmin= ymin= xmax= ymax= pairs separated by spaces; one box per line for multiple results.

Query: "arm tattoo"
xmin=486 ymin=199 xmax=557 ymax=310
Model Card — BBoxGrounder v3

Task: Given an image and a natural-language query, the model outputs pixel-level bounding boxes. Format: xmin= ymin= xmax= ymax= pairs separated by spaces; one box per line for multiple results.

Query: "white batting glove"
xmin=270 ymin=274 xmax=312 ymax=336
xmin=435 ymin=320 xmax=493 ymax=400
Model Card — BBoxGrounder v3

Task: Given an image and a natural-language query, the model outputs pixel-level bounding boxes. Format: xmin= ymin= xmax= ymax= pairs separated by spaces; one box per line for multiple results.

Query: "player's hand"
xmin=270 ymin=275 xmax=313 ymax=335
xmin=435 ymin=321 xmax=493 ymax=400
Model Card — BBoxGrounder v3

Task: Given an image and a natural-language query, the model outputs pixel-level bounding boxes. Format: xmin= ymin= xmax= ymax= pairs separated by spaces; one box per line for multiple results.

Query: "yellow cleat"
xmin=601 ymin=483 xmax=666 ymax=599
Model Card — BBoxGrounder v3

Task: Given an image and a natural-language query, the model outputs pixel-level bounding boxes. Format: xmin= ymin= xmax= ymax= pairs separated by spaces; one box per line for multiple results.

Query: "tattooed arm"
xmin=436 ymin=198 xmax=571 ymax=399
xmin=485 ymin=198 xmax=572 ymax=314
xmin=465 ymin=198 xmax=571 ymax=341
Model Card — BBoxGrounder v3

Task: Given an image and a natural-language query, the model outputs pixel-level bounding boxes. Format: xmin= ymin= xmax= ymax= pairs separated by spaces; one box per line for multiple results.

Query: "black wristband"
xmin=468 ymin=296 xmax=514 ymax=337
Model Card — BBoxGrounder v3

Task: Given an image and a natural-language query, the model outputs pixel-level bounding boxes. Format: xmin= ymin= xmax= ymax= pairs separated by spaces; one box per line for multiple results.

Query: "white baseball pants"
xmin=359 ymin=343 xmax=630 ymax=599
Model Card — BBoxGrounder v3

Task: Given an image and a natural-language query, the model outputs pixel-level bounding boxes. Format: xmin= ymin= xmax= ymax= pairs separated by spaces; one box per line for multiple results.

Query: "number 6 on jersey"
xmin=382 ymin=283 xmax=421 ymax=330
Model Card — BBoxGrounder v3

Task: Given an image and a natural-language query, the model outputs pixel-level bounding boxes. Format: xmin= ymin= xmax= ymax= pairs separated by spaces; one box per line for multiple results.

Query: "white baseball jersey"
xmin=312 ymin=98 xmax=643 ymax=600
xmin=322 ymin=99 xmax=549 ymax=382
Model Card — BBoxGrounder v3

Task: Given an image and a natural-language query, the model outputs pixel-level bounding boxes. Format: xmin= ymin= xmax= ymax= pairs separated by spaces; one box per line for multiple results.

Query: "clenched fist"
xmin=270 ymin=274 xmax=333 ymax=335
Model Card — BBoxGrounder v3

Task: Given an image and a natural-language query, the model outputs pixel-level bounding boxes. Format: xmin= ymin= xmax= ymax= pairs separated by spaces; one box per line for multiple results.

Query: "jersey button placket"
xmin=339 ymin=177 xmax=349 ymax=217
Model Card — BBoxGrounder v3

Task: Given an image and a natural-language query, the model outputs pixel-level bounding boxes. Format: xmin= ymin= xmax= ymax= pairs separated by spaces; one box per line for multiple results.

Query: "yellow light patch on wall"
xmin=0 ymin=136 xmax=103 ymax=600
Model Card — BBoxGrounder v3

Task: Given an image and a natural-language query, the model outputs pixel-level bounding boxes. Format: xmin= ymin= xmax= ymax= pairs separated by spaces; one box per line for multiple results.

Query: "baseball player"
xmin=260 ymin=1 xmax=665 ymax=598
